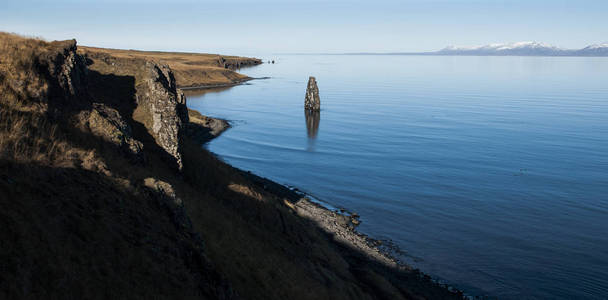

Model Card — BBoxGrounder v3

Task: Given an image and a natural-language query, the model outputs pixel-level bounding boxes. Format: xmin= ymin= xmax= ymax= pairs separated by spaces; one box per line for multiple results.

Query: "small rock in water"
xmin=304 ymin=76 xmax=320 ymax=111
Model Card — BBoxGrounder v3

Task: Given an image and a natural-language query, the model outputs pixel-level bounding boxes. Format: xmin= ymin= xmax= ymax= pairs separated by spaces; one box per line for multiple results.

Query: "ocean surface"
xmin=186 ymin=55 xmax=608 ymax=299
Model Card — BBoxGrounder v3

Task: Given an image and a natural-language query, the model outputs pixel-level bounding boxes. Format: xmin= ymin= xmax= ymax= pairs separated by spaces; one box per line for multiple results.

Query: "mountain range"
xmin=434 ymin=42 xmax=608 ymax=56
xmin=336 ymin=42 xmax=608 ymax=56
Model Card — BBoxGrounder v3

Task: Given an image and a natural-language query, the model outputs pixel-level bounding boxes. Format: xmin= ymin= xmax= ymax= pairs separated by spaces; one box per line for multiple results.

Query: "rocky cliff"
xmin=218 ymin=56 xmax=263 ymax=70
xmin=80 ymin=49 xmax=189 ymax=170
xmin=1 ymin=33 xmax=463 ymax=300
xmin=0 ymin=32 xmax=233 ymax=299
xmin=1 ymin=38 xmax=87 ymax=114
xmin=135 ymin=61 xmax=189 ymax=169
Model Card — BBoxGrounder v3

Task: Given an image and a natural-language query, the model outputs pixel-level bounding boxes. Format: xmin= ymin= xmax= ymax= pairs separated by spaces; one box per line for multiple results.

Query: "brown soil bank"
xmin=0 ymin=32 xmax=463 ymax=300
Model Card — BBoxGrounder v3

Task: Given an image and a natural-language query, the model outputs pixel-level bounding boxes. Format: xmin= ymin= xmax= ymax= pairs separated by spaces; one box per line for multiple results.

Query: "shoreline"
xmin=194 ymin=108 xmax=468 ymax=298
xmin=82 ymin=41 xmax=465 ymax=298
xmin=179 ymin=76 xmax=271 ymax=91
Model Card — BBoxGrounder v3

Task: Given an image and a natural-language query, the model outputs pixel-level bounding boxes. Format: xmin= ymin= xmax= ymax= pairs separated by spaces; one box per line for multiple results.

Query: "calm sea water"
xmin=186 ymin=55 xmax=608 ymax=299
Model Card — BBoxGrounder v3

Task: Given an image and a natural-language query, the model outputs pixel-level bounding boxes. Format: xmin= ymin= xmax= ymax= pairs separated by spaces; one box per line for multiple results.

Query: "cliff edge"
xmin=79 ymin=46 xmax=263 ymax=89
xmin=0 ymin=32 xmax=233 ymax=299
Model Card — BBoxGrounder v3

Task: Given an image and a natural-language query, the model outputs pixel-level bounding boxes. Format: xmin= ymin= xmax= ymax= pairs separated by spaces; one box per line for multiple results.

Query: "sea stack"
xmin=304 ymin=76 xmax=320 ymax=111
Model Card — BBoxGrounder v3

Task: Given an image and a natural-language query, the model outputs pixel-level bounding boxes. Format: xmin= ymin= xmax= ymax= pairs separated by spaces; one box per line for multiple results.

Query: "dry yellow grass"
xmin=0 ymin=32 xmax=78 ymax=166
xmin=0 ymin=33 xmax=50 ymax=107
xmin=79 ymin=46 xmax=261 ymax=88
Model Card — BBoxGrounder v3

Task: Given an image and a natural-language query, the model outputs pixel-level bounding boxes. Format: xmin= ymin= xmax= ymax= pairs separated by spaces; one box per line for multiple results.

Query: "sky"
xmin=1 ymin=0 xmax=607 ymax=55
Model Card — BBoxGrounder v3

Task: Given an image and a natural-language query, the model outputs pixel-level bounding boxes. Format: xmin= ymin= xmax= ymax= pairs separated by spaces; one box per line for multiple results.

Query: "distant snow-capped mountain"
xmin=437 ymin=42 xmax=567 ymax=56
xmin=435 ymin=42 xmax=608 ymax=56
xmin=576 ymin=44 xmax=608 ymax=56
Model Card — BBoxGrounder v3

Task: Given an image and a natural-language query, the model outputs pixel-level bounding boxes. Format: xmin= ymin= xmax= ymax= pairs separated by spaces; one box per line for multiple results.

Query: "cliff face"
xmin=41 ymin=40 xmax=88 ymax=105
xmin=135 ymin=61 xmax=189 ymax=169
xmin=0 ymin=38 xmax=87 ymax=113
xmin=218 ymin=56 xmax=263 ymax=70
xmin=87 ymin=103 xmax=144 ymax=161
xmin=0 ymin=33 xmax=233 ymax=299
xmin=81 ymin=49 xmax=189 ymax=170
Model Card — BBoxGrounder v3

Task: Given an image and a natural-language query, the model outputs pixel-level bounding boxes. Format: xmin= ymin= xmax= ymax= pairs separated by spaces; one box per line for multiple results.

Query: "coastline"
xmin=179 ymin=76 xmax=270 ymax=91
xmin=193 ymin=109 xmax=467 ymax=298
xmin=82 ymin=42 xmax=465 ymax=298
xmin=1 ymin=34 xmax=464 ymax=299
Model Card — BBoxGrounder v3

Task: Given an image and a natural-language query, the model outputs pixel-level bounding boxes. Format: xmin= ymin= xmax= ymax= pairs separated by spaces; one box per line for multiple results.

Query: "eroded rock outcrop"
xmin=218 ymin=56 xmax=263 ymax=70
xmin=18 ymin=40 xmax=146 ymax=163
xmin=39 ymin=40 xmax=88 ymax=103
xmin=144 ymin=177 xmax=182 ymax=206
xmin=2 ymin=38 xmax=88 ymax=114
xmin=81 ymin=48 xmax=190 ymax=170
xmin=304 ymin=76 xmax=320 ymax=111
xmin=185 ymin=108 xmax=230 ymax=145
xmin=87 ymin=103 xmax=144 ymax=161
xmin=135 ymin=61 xmax=189 ymax=170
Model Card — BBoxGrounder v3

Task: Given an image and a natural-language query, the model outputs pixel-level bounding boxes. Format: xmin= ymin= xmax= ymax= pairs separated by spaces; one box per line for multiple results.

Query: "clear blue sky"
xmin=1 ymin=0 xmax=607 ymax=55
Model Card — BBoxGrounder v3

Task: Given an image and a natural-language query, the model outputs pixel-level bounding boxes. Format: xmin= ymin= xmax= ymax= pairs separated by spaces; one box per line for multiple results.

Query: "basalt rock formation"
xmin=135 ymin=61 xmax=189 ymax=170
xmin=304 ymin=76 xmax=320 ymax=111
xmin=2 ymin=38 xmax=88 ymax=116
xmin=87 ymin=103 xmax=144 ymax=161
xmin=218 ymin=56 xmax=263 ymax=70
xmin=81 ymin=49 xmax=189 ymax=170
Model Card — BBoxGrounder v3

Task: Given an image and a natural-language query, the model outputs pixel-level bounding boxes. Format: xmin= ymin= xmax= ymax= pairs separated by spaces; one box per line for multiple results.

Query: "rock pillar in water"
xmin=304 ymin=76 xmax=320 ymax=111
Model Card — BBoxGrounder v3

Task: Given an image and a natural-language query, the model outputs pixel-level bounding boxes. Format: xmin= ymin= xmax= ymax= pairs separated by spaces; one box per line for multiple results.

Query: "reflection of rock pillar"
xmin=305 ymin=109 xmax=320 ymax=139
xmin=304 ymin=76 xmax=320 ymax=111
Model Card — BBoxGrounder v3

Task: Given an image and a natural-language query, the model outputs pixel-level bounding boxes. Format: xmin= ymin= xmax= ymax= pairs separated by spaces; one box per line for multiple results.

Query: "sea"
xmin=186 ymin=54 xmax=608 ymax=299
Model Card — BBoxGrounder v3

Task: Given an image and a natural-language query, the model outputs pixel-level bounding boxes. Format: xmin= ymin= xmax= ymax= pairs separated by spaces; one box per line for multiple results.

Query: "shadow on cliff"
xmin=86 ymin=70 xmax=137 ymax=117
xmin=84 ymin=69 xmax=182 ymax=175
